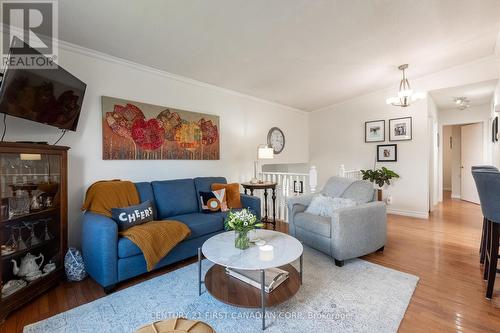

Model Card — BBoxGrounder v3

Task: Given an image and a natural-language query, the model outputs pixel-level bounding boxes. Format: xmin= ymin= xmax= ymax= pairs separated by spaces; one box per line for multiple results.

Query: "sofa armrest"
xmin=82 ymin=212 xmax=118 ymax=288
xmin=330 ymin=201 xmax=387 ymax=261
xmin=240 ymin=194 xmax=261 ymax=219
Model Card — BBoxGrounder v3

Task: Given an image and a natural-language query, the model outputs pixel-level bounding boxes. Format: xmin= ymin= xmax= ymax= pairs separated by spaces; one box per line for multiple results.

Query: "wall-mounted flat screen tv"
xmin=0 ymin=37 xmax=86 ymax=131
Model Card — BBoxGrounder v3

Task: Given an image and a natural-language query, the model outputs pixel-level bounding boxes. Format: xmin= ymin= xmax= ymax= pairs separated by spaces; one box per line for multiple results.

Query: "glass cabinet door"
xmin=0 ymin=152 xmax=61 ymax=300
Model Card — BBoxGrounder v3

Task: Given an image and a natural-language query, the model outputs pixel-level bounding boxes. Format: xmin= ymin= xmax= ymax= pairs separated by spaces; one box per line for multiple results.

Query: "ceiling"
xmin=430 ymin=79 xmax=498 ymax=110
xmin=58 ymin=0 xmax=500 ymax=111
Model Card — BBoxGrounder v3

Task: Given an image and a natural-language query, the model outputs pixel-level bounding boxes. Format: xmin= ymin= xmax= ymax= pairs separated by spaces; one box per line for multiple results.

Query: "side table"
xmin=241 ymin=182 xmax=277 ymax=230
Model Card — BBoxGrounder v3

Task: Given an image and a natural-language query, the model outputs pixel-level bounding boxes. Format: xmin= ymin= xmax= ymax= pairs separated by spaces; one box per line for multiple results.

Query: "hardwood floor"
xmin=1 ymin=192 xmax=499 ymax=332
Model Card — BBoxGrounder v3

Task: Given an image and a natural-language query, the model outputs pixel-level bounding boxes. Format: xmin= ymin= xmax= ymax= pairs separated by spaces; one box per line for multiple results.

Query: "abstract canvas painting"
xmin=102 ymin=96 xmax=220 ymax=160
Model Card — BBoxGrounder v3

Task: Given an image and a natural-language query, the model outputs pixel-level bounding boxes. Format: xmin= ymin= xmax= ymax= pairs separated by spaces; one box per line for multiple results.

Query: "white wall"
xmin=442 ymin=126 xmax=452 ymax=191
xmin=310 ymin=92 xmax=430 ymax=218
xmin=450 ymin=126 xmax=462 ymax=198
xmin=428 ymin=96 xmax=439 ymax=210
xmin=2 ymin=43 xmax=309 ymax=246
xmin=493 ymin=80 xmax=500 ymax=167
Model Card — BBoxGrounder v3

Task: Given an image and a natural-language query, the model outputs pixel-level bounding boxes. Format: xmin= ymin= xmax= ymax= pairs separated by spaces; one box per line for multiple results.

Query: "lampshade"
xmin=257 ymin=146 xmax=274 ymax=159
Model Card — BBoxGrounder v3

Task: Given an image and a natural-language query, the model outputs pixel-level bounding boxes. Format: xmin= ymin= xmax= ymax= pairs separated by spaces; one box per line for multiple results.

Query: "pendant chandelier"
xmin=385 ymin=64 xmax=425 ymax=107
xmin=454 ymin=97 xmax=470 ymax=110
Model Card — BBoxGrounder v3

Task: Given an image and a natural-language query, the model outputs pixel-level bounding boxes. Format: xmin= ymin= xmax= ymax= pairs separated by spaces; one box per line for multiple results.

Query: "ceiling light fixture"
xmin=454 ymin=97 xmax=470 ymax=110
xmin=386 ymin=64 xmax=425 ymax=107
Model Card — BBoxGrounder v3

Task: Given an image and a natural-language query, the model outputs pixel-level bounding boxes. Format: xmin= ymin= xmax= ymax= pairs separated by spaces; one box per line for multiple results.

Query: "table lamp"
xmin=251 ymin=145 xmax=274 ymax=184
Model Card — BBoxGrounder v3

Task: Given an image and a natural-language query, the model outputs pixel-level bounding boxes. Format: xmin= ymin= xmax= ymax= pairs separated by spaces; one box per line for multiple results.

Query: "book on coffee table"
xmin=225 ymin=267 xmax=289 ymax=293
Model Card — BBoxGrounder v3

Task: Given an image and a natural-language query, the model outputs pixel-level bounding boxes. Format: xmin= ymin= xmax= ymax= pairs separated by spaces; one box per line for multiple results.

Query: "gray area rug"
xmin=24 ymin=247 xmax=418 ymax=333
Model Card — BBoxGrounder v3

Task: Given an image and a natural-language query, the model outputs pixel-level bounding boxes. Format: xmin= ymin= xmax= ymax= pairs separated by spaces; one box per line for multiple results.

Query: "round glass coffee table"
xmin=198 ymin=229 xmax=303 ymax=330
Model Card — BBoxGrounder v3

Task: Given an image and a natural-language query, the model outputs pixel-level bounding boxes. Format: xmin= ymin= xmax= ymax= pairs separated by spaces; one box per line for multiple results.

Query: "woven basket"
xmin=134 ymin=317 xmax=215 ymax=333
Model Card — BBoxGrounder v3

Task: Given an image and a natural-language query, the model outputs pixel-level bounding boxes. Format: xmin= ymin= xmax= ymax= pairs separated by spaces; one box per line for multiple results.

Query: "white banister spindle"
xmin=260 ymin=170 xmax=315 ymax=222
xmin=309 ymin=165 xmax=317 ymax=193
xmin=339 ymin=167 xmax=362 ymax=180
xmin=338 ymin=164 xmax=346 ymax=177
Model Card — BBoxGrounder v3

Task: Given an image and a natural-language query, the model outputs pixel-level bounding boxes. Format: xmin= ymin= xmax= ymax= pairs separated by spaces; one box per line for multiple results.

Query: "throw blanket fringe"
xmin=120 ymin=220 xmax=191 ymax=271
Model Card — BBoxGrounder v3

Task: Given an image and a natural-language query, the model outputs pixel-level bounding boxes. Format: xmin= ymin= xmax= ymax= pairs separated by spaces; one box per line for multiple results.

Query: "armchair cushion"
xmin=294 ymin=212 xmax=331 ymax=237
xmin=321 ymin=177 xmax=356 ymax=197
xmin=340 ymin=181 xmax=376 ymax=204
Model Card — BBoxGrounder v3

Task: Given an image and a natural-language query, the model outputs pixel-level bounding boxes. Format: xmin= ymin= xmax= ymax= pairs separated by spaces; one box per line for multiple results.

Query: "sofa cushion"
xmin=152 ymin=179 xmax=198 ymax=218
xmin=194 ymin=177 xmax=227 ymax=211
xmin=341 ymin=180 xmax=375 ymax=204
xmin=118 ymin=237 xmax=142 ymax=258
xmin=117 ymin=212 xmax=225 ymax=258
xmin=135 ymin=182 xmax=157 ymax=219
xmin=294 ymin=212 xmax=331 ymax=237
xmin=169 ymin=213 xmax=225 ymax=240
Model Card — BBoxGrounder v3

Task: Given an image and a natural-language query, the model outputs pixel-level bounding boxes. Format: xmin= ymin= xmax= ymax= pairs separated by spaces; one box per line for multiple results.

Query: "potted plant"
xmin=360 ymin=167 xmax=400 ymax=201
xmin=225 ymin=209 xmax=263 ymax=250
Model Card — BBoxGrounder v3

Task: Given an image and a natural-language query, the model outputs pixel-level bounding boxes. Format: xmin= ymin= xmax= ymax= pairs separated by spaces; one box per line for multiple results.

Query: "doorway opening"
xmin=442 ymin=123 xmax=483 ymax=203
xmin=428 ymin=79 xmax=497 ymax=207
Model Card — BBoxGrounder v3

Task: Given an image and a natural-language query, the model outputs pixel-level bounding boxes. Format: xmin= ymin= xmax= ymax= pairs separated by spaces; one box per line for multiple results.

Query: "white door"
xmin=460 ymin=123 xmax=483 ymax=204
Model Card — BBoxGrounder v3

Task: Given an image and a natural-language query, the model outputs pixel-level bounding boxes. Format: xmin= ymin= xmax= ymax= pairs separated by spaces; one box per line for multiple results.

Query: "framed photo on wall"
xmin=377 ymin=144 xmax=397 ymax=162
xmin=365 ymin=120 xmax=385 ymax=142
xmin=389 ymin=117 xmax=412 ymax=141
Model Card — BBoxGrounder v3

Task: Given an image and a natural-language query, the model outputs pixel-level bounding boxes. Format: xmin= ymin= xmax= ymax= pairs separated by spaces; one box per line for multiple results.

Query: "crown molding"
xmin=0 ymin=24 xmax=307 ymax=115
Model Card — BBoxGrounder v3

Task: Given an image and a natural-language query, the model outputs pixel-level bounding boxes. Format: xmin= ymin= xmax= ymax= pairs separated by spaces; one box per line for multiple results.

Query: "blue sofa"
xmin=81 ymin=177 xmax=261 ymax=291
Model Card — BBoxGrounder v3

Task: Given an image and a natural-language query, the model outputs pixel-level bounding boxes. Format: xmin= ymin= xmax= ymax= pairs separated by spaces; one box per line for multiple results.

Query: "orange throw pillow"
xmin=211 ymin=183 xmax=242 ymax=209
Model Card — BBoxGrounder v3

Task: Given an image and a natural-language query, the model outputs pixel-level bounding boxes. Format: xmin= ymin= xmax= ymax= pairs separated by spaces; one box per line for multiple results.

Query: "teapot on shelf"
xmin=11 ymin=253 xmax=44 ymax=279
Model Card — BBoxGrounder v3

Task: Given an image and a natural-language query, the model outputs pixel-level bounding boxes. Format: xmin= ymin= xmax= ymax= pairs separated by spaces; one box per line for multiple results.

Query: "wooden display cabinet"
xmin=0 ymin=142 xmax=68 ymax=323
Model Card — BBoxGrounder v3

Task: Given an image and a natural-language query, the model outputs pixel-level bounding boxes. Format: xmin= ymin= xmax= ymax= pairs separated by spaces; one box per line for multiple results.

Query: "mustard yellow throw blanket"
xmin=82 ymin=180 xmax=191 ymax=271
xmin=120 ymin=221 xmax=191 ymax=271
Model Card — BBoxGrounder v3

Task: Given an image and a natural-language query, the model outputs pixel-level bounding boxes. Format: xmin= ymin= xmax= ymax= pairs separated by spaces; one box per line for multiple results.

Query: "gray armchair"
xmin=287 ymin=176 xmax=386 ymax=267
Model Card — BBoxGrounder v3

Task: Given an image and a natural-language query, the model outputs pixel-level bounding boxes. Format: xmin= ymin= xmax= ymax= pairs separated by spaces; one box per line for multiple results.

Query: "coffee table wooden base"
xmin=204 ymin=264 xmax=300 ymax=308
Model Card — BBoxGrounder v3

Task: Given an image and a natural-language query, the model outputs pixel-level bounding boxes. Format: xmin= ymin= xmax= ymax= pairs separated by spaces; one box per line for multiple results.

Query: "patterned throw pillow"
xmin=111 ymin=200 xmax=154 ymax=231
xmin=211 ymin=183 xmax=242 ymax=208
xmin=200 ymin=189 xmax=228 ymax=213
xmin=305 ymin=194 xmax=356 ymax=218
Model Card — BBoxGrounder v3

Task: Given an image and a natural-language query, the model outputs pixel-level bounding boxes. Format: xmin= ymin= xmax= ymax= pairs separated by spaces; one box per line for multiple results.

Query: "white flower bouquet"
xmin=225 ymin=208 xmax=263 ymax=249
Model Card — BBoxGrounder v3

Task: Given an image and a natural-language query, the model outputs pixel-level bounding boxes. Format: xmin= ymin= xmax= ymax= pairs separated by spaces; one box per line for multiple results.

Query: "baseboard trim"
xmin=387 ymin=208 xmax=429 ymax=219
xmin=443 ymin=187 xmax=452 ymax=191
xmin=451 ymin=194 xmax=461 ymax=199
